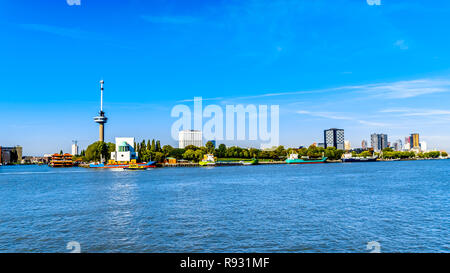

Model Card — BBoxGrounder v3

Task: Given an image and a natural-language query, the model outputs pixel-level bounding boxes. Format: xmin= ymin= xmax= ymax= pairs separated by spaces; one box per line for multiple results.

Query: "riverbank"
xmin=18 ymin=157 xmax=450 ymax=169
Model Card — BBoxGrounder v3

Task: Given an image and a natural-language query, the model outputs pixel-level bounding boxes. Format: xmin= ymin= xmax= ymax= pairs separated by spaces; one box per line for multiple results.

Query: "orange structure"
xmin=50 ymin=153 xmax=73 ymax=167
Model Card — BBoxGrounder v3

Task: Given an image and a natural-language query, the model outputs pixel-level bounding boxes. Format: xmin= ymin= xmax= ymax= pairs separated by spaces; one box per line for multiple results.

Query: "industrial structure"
xmin=94 ymin=80 xmax=108 ymax=142
xmin=0 ymin=146 xmax=23 ymax=165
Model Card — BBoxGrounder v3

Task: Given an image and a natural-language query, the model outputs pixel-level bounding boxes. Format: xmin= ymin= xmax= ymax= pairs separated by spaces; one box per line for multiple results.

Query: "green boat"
xmin=216 ymin=158 xmax=259 ymax=166
xmin=285 ymin=154 xmax=327 ymax=164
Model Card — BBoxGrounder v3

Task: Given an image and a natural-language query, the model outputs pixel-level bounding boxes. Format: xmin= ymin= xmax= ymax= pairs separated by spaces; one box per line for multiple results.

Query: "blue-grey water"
xmin=0 ymin=160 xmax=449 ymax=253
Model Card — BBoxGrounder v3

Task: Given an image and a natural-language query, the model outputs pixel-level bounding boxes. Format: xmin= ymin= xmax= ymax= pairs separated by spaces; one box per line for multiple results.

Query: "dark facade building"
xmin=0 ymin=146 xmax=23 ymax=164
xmin=371 ymin=133 xmax=388 ymax=152
xmin=324 ymin=128 xmax=345 ymax=150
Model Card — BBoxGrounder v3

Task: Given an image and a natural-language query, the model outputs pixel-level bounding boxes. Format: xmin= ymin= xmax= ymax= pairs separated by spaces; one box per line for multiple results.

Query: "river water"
xmin=0 ymin=160 xmax=448 ymax=252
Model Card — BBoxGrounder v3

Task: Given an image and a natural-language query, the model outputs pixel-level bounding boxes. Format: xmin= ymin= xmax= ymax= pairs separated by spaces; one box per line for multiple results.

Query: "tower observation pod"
xmin=94 ymin=80 xmax=108 ymax=142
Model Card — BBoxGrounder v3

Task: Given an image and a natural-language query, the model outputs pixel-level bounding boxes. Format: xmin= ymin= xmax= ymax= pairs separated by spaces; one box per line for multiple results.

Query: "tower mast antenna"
xmin=94 ymin=80 xmax=108 ymax=143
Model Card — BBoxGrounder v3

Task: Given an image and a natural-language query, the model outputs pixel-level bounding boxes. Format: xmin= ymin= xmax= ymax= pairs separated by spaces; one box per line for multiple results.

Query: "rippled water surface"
xmin=0 ymin=160 xmax=449 ymax=252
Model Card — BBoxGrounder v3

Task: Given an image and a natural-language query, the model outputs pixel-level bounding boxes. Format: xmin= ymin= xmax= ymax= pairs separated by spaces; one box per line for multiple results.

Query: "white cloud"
xmin=297 ymin=110 xmax=352 ymax=120
xmin=141 ymin=15 xmax=199 ymax=24
xmin=359 ymin=79 xmax=450 ymax=99
xmin=380 ymin=108 xmax=450 ymax=117
xmin=394 ymin=39 xmax=408 ymax=50
xmin=297 ymin=110 xmax=390 ymax=127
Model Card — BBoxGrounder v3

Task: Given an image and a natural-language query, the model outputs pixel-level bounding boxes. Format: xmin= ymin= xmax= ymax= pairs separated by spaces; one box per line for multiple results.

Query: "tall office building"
xmin=410 ymin=133 xmax=420 ymax=149
xmin=371 ymin=133 xmax=388 ymax=152
xmin=179 ymin=130 xmax=203 ymax=148
xmin=324 ymin=128 xmax=345 ymax=150
xmin=71 ymin=141 xmax=79 ymax=156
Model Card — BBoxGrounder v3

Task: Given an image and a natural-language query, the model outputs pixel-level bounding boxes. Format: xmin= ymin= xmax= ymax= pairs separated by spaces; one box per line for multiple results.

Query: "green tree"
xmin=85 ymin=141 xmax=109 ymax=162
xmin=156 ymin=140 xmax=161 ymax=152
xmin=106 ymin=142 xmax=115 ymax=155
xmin=205 ymin=141 xmax=215 ymax=153
xmin=147 ymin=140 xmax=151 ymax=152
xmin=184 ymin=145 xmax=198 ymax=151
xmin=162 ymin=145 xmax=174 ymax=156
xmin=151 ymin=139 xmax=156 ymax=152
xmin=217 ymin=144 xmax=227 ymax=158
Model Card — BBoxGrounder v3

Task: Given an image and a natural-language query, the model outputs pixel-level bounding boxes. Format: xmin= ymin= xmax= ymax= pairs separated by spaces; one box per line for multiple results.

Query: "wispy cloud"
xmin=297 ymin=110 xmax=391 ymax=127
xmin=359 ymin=79 xmax=450 ymax=99
xmin=20 ymin=23 xmax=88 ymax=39
xmin=380 ymin=108 xmax=450 ymax=117
xmin=297 ymin=110 xmax=352 ymax=120
xmin=141 ymin=15 xmax=199 ymax=24
xmin=182 ymin=78 xmax=450 ymax=103
xmin=394 ymin=39 xmax=408 ymax=50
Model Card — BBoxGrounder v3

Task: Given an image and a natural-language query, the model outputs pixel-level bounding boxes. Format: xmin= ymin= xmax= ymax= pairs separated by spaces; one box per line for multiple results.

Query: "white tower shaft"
xmin=100 ymin=80 xmax=104 ymax=112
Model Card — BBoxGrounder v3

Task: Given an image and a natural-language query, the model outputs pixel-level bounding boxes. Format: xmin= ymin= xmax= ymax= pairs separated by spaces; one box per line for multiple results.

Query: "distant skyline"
xmin=2 ymin=1 xmax=450 ymax=155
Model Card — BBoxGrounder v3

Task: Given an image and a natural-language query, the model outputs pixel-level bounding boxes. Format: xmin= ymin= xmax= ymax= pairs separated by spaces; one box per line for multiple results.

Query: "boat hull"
xmin=285 ymin=157 xmax=328 ymax=164
xmin=342 ymin=158 xmax=377 ymax=163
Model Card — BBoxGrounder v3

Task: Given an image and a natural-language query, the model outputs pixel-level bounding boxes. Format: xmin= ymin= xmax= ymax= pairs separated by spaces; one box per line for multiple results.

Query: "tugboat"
xmin=285 ymin=153 xmax=327 ymax=164
xmin=199 ymin=154 xmax=216 ymax=166
xmin=123 ymin=163 xmax=146 ymax=170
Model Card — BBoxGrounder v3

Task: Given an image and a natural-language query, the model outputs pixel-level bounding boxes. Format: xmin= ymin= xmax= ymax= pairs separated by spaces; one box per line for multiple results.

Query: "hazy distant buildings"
xmin=324 ymin=128 xmax=345 ymax=150
xmin=344 ymin=140 xmax=351 ymax=150
xmin=420 ymin=141 xmax=427 ymax=152
xmin=393 ymin=139 xmax=403 ymax=151
xmin=371 ymin=133 xmax=388 ymax=152
xmin=361 ymin=140 xmax=368 ymax=150
xmin=179 ymin=130 xmax=202 ymax=148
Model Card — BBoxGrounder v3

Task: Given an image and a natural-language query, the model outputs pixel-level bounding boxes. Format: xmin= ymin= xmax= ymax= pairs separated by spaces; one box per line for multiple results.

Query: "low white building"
xmin=178 ymin=130 xmax=202 ymax=148
xmin=110 ymin=137 xmax=138 ymax=162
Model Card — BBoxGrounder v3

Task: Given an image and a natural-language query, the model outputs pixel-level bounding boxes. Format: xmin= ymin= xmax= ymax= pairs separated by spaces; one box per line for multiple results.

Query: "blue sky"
xmin=1 ymin=0 xmax=450 ymax=155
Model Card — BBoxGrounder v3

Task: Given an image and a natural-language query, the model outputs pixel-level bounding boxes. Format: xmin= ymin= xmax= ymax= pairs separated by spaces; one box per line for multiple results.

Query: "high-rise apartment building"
xmin=371 ymin=133 xmax=388 ymax=152
xmin=179 ymin=130 xmax=203 ymax=148
xmin=324 ymin=128 xmax=345 ymax=150
xmin=410 ymin=133 xmax=420 ymax=149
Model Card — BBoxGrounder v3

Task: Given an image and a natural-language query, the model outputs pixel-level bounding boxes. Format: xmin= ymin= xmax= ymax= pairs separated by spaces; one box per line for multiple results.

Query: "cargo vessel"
xmin=341 ymin=153 xmax=378 ymax=163
xmin=216 ymin=158 xmax=258 ymax=166
xmin=285 ymin=153 xmax=327 ymax=164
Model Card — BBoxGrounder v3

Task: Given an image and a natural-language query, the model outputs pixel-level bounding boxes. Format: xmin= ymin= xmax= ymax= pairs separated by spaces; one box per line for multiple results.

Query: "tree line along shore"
xmin=71 ymin=139 xmax=448 ymax=164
